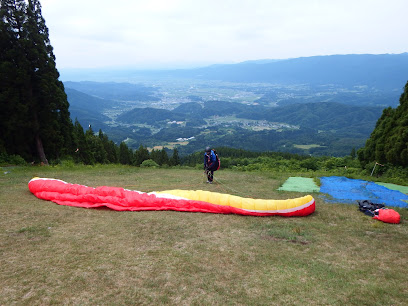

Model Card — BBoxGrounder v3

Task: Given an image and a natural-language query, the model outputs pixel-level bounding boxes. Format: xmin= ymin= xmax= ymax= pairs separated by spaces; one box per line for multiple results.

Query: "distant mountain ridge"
xmin=66 ymin=88 xmax=115 ymax=111
xmin=64 ymin=81 xmax=160 ymax=101
xmin=65 ymin=88 xmax=111 ymax=131
xmin=236 ymin=102 xmax=383 ymax=134
xmin=60 ymin=53 xmax=408 ymax=91
xmin=162 ymin=53 xmax=408 ymax=89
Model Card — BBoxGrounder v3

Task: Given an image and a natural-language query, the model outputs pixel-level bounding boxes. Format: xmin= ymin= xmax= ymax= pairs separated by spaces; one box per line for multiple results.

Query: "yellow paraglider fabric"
xmin=157 ymin=189 xmax=315 ymax=215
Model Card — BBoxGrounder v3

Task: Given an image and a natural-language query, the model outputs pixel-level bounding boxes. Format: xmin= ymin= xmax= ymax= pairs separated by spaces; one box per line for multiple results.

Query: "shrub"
xmin=60 ymin=159 xmax=76 ymax=168
xmin=300 ymin=158 xmax=319 ymax=171
xmin=140 ymin=159 xmax=160 ymax=168
xmin=0 ymin=154 xmax=26 ymax=166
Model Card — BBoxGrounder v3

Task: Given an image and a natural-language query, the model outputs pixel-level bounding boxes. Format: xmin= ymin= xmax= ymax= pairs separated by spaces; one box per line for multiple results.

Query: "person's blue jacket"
xmin=204 ymin=150 xmax=218 ymax=169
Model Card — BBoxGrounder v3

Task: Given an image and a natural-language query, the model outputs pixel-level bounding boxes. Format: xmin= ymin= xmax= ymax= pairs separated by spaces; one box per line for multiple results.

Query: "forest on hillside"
xmin=358 ymin=81 xmax=408 ymax=168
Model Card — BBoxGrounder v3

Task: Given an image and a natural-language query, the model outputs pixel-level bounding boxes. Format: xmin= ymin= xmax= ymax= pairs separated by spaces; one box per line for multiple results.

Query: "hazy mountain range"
xmin=174 ymin=53 xmax=408 ymax=89
xmin=61 ymin=53 xmax=408 ymax=90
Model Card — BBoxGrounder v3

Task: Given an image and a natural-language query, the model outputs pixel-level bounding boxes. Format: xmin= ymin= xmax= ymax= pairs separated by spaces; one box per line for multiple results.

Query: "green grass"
xmin=1 ymin=165 xmax=407 ymax=305
xmin=294 ymin=144 xmax=324 ymax=150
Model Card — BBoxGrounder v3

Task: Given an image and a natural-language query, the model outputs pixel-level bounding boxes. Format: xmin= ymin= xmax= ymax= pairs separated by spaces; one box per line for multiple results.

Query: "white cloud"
xmin=40 ymin=0 xmax=408 ymax=68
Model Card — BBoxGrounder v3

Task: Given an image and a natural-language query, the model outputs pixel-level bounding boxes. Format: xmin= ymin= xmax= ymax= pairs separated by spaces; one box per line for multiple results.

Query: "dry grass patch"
xmin=1 ymin=165 xmax=407 ymax=305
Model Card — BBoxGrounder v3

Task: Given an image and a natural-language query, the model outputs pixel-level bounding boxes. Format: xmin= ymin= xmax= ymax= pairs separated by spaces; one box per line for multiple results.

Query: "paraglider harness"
xmin=357 ymin=200 xmax=400 ymax=224
xmin=204 ymin=148 xmax=220 ymax=183
xmin=204 ymin=148 xmax=220 ymax=171
xmin=212 ymin=149 xmax=220 ymax=171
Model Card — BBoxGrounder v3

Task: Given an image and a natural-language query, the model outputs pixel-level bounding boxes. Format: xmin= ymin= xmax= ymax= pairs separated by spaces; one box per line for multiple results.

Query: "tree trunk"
xmin=33 ymin=112 xmax=48 ymax=165
xmin=35 ymin=133 xmax=48 ymax=165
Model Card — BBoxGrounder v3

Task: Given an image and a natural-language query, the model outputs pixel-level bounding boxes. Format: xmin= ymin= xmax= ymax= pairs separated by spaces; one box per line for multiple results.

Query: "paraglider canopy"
xmin=28 ymin=177 xmax=315 ymax=217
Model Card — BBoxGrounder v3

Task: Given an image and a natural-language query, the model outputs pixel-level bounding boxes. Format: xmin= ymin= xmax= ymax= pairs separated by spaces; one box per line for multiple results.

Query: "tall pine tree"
xmin=0 ymin=0 xmax=73 ymax=163
xmin=0 ymin=0 xmax=32 ymax=159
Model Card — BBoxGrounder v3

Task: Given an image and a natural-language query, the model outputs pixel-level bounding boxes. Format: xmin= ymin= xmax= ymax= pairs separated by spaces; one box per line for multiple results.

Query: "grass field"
xmin=1 ymin=165 xmax=407 ymax=305
xmin=294 ymin=144 xmax=324 ymax=150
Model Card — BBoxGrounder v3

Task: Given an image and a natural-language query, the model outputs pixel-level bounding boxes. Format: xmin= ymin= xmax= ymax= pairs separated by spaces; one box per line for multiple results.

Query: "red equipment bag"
xmin=373 ymin=209 xmax=401 ymax=224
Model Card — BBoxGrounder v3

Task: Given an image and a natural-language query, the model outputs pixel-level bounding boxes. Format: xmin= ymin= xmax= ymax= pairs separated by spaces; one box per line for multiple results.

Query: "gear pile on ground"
xmin=358 ymin=200 xmax=401 ymax=224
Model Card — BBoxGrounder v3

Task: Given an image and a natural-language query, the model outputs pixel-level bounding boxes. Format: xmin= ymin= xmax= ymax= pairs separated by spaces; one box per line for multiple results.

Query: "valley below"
xmin=64 ymin=53 xmax=407 ymax=157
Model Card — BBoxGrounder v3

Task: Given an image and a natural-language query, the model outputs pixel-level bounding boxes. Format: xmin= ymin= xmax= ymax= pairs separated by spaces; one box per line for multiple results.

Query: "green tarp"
xmin=376 ymin=182 xmax=408 ymax=195
xmin=278 ymin=177 xmax=320 ymax=192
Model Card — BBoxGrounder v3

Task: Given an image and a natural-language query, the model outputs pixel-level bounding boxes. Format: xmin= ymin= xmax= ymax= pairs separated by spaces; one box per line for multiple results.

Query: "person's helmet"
xmin=205 ymin=146 xmax=211 ymax=153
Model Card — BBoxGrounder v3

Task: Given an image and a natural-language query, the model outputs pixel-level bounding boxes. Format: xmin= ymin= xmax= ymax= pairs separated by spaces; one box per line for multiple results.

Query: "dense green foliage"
xmin=64 ymin=124 xmax=180 ymax=167
xmin=0 ymin=0 xmax=73 ymax=163
xmin=358 ymin=81 xmax=408 ymax=168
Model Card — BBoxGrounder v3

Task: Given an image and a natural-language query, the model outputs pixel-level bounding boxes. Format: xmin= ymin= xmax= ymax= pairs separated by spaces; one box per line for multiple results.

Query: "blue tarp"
xmin=319 ymin=176 xmax=408 ymax=208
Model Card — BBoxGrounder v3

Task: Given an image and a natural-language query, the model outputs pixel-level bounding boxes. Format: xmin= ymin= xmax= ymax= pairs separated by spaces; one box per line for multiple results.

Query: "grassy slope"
xmin=1 ymin=165 xmax=407 ymax=305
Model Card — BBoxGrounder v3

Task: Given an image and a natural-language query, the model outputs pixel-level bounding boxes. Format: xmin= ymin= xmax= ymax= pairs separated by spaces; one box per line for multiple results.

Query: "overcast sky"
xmin=40 ymin=0 xmax=408 ymax=69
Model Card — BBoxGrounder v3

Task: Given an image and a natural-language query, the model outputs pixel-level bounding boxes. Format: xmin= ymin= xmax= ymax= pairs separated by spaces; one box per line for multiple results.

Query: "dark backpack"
xmin=212 ymin=149 xmax=220 ymax=170
xmin=357 ymin=200 xmax=385 ymax=217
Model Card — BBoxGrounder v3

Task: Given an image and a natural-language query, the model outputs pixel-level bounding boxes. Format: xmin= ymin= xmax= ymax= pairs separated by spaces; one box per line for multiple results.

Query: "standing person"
xmin=204 ymin=146 xmax=219 ymax=183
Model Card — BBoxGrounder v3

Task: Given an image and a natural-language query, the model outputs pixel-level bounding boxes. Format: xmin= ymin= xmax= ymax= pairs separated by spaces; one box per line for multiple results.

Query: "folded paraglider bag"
xmin=373 ymin=209 xmax=401 ymax=224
